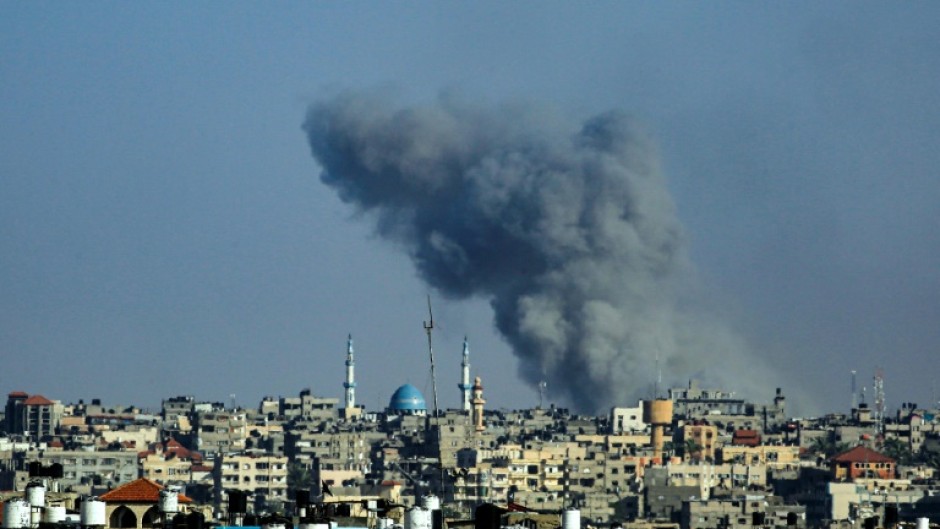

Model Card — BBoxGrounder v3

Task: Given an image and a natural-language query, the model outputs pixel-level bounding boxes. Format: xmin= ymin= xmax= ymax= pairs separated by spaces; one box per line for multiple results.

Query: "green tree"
xmin=661 ymin=441 xmax=676 ymax=459
xmin=683 ymin=439 xmax=704 ymax=461
xmin=881 ymin=438 xmax=914 ymax=465
xmin=809 ymin=436 xmax=851 ymax=458
xmin=287 ymin=462 xmax=312 ymax=499
xmin=919 ymin=448 xmax=940 ymax=470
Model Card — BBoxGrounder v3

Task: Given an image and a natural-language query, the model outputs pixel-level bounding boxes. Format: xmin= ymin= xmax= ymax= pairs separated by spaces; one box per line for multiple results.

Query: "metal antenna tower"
xmin=538 ymin=381 xmax=547 ymax=409
xmin=422 ymin=295 xmax=444 ymax=499
xmin=851 ymin=370 xmax=858 ymax=412
xmin=654 ymin=347 xmax=663 ymax=399
xmin=423 ymin=295 xmax=440 ymax=415
xmin=873 ymin=368 xmax=885 ymax=434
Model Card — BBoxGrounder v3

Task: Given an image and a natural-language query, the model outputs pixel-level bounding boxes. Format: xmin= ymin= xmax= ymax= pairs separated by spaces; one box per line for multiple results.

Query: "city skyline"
xmin=2 ymin=4 xmax=939 ymax=415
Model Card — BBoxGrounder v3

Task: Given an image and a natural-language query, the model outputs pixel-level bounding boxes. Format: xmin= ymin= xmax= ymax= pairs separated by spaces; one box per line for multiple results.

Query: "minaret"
xmin=472 ymin=376 xmax=486 ymax=432
xmin=343 ymin=334 xmax=356 ymax=409
xmin=458 ymin=337 xmax=472 ymax=412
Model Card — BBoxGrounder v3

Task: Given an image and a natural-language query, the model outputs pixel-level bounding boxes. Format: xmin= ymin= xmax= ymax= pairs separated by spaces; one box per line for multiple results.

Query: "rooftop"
xmin=99 ymin=478 xmax=193 ymax=503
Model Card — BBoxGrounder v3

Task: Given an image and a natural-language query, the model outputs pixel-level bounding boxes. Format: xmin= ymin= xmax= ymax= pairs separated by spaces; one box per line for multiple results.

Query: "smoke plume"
xmin=303 ymin=92 xmax=772 ymax=412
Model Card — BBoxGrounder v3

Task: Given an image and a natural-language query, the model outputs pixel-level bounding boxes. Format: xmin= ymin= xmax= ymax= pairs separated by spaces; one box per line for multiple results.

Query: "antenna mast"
xmin=850 ymin=370 xmax=857 ymax=412
xmin=873 ymin=368 xmax=885 ymax=434
xmin=422 ymin=295 xmax=444 ymax=500
xmin=654 ymin=347 xmax=662 ymax=399
xmin=423 ymin=295 xmax=440 ymax=415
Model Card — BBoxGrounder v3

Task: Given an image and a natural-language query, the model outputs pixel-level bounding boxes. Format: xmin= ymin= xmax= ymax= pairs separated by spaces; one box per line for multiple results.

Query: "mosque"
xmin=387 ymin=384 xmax=428 ymax=416
xmin=342 ymin=334 xmax=483 ymax=421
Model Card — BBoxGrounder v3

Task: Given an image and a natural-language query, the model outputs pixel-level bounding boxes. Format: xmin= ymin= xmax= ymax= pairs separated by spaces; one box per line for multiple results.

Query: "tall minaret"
xmin=458 ymin=337 xmax=472 ymax=412
xmin=343 ymin=334 xmax=356 ymax=409
xmin=472 ymin=376 xmax=486 ymax=432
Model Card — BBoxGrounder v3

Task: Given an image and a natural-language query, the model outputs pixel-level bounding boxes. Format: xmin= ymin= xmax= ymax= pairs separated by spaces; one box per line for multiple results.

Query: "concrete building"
xmin=99 ymin=425 xmax=160 ymax=449
xmin=161 ymin=396 xmax=195 ymax=425
xmin=719 ymin=444 xmax=801 ymax=467
xmin=611 ymin=402 xmax=647 ymax=434
xmin=4 ymin=393 xmax=62 ymax=440
xmin=679 ymin=423 xmax=718 ymax=462
xmin=662 ymin=461 xmax=768 ymax=499
xmin=681 ymin=496 xmax=805 ymax=529
xmin=669 ymin=381 xmax=747 ymax=418
xmin=139 ymin=437 xmax=210 ymax=485
xmin=830 ymin=446 xmax=895 ymax=481
xmin=193 ymin=409 xmax=248 ymax=455
xmin=213 ymin=453 xmax=288 ymax=509
xmin=24 ymin=447 xmax=139 ymax=489
xmin=279 ymin=390 xmax=339 ymax=425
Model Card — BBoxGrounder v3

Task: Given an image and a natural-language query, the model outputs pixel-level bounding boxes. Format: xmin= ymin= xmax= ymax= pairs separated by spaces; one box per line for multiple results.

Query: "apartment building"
xmin=719 ymin=444 xmax=801 ymax=467
xmin=4 ymin=393 xmax=63 ymax=440
xmin=194 ymin=410 xmax=247 ymax=455
xmin=23 ymin=447 xmax=138 ymax=488
xmin=214 ymin=453 xmax=288 ymax=508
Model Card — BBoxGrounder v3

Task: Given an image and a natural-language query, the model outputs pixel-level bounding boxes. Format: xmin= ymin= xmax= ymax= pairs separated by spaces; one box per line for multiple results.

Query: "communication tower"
xmin=873 ymin=368 xmax=885 ymax=434
xmin=850 ymin=370 xmax=857 ymax=412
xmin=423 ymin=296 xmax=439 ymax=415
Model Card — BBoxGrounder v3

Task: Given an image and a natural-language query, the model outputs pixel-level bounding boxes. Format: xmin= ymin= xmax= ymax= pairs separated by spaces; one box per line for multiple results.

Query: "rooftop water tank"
xmin=562 ymin=509 xmax=581 ymax=529
xmin=42 ymin=506 xmax=66 ymax=525
xmin=159 ymin=488 xmax=179 ymax=514
xmin=3 ymin=499 xmax=30 ymax=529
xmin=26 ymin=482 xmax=45 ymax=508
xmin=420 ymin=495 xmax=440 ymax=511
xmin=405 ymin=507 xmax=432 ymax=529
xmin=80 ymin=498 xmax=106 ymax=527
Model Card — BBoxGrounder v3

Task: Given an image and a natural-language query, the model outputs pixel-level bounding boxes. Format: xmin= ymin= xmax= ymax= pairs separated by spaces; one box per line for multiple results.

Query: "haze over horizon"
xmin=2 ymin=4 xmax=938 ymax=416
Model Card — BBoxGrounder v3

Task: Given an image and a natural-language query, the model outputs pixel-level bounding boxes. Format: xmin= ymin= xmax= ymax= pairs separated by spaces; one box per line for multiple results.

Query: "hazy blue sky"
xmin=2 ymin=4 xmax=938 ymax=415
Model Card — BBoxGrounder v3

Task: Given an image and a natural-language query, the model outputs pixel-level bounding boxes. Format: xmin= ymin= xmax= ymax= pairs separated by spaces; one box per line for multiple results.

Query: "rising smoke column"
xmin=303 ymin=92 xmax=768 ymax=412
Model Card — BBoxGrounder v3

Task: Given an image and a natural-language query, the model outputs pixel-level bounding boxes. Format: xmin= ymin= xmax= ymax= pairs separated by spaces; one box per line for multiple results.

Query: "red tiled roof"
xmin=832 ymin=445 xmax=895 ymax=464
xmin=732 ymin=429 xmax=761 ymax=446
xmin=161 ymin=437 xmax=200 ymax=462
xmin=8 ymin=391 xmax=28 ymax=398
xmin=23 ymin=395 xmax=54 ymax=406
xmin=99 ymin=478 xmax=193 ymax=503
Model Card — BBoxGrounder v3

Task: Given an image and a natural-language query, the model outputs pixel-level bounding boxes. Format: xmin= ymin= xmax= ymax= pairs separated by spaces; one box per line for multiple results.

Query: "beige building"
xmin=214 ymin=453 xmax=288 ymax=507
xmin=100 ymin=426 xmax=160 ymax=449
xmin=194 ymin=410 xmax=247 ymax=455
xmin=140 ymin=438 xmax=211 ymax=485
xmin=718 ymin=444 xmax=801 ymax=466
xmin=665 ymin=461 xmax=768 ymax=498
xmin=679 ymin=423 xmax=718 ymax=462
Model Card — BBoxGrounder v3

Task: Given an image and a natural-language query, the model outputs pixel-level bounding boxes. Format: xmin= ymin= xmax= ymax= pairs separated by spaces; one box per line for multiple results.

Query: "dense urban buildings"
xmin=1 ymin=339 xmax=939 ymax=529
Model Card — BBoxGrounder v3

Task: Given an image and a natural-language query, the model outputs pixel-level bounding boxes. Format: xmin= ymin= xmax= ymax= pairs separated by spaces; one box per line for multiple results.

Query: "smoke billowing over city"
xmin=304 ymin=93 xmax=774 ymax=412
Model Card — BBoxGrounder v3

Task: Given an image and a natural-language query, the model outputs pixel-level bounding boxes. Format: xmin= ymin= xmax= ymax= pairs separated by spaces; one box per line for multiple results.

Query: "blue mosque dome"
xmin=388 ymin=384 xmax=427 ymax=414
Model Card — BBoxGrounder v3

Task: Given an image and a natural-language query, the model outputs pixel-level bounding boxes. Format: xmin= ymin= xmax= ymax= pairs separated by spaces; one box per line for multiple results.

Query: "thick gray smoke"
xmin=303 ymin=92 xmax=772 ymax=412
